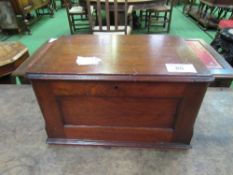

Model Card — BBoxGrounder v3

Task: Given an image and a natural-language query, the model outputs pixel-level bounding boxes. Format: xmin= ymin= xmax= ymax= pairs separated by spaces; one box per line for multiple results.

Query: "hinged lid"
xmin=26 ymin=35 xmax=214 ymax=82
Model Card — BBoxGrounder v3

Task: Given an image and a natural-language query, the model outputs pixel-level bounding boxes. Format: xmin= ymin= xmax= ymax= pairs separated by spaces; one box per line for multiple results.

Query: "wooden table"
xmin=26 ymin=35 xmax=214 ymax=149
xmin=0 ymin=42 xmax=29 ymax=82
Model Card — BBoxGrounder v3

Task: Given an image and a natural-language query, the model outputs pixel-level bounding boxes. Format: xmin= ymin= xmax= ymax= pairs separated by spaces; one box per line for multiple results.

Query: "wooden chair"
xmin=146 ymin=0 xmax=174 ymax=33
xmin=64 ymin=0 xmax=89 ymax=34
xmin=86 ymin=0 xmax=133 ymax=35
xmin=139 ymin=9 xmax=149 ymax=28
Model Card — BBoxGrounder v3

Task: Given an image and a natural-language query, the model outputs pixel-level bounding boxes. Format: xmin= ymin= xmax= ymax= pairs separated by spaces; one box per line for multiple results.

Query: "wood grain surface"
xmin=27 ymin=35 xmax=213 ymax=82
xmin=27 ymin=35 xmax=213 ymax=148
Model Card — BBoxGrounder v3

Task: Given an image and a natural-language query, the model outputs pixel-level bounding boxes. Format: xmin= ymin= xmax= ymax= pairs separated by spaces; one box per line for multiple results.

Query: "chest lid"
xmin=26 ymin=35 xmax=214 ymax=82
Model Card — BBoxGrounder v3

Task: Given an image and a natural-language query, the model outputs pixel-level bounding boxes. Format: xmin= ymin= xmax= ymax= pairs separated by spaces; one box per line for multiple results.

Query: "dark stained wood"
xmin=13 ymin=41 xmax=53 ymax=77
xmin=173 ymin=83 xmax=208 ymax=143
xmin=186 ymin=39 xmax=233 ymax=87
xmin=57 ymin=92 xmax=180 ymax=128
xmin=17 ymin=38 xmax=233 ymax=86
xmin=26 ymin=35 xmax=213 ymax=82
xmin=64 ymin=125 xmax=174 ymax=142
xmin=26 ymin=35 xmax=214 ymax=148
xmin=13 ymin=40 xmax=55 ymax=83
xmin=47 ymin=138 xmax=191 ymax=149
xmin=31 ymin=80 xmax=66 ymax=138
xmin=90 ymin=0 xmax=166 ymax=10
xmin=51 ymin=81 xmax=186 ymax=97
xmin=201 ymin=0 xmax=233 ymax=7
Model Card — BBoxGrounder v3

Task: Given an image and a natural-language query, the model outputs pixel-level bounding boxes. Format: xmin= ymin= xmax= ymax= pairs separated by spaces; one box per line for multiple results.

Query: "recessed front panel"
xmin=58 ymin=96 xmax=180 ymax=128
xmin=50 ymin=81 xmax=184 ymax=143
xmin=31 ymin=79 xmax=208 ymax=147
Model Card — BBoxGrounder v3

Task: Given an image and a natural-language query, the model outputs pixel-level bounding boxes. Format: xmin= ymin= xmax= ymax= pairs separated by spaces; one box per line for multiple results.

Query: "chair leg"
xmin=147 ymin=11 xmax=151 ymax=33
xmin=140 ymin=10 xmax=143 ymax=21
xmin=145 ymin=10 xmax=149 ymax=28
xmin=68 ymin=15 xmax=74 ymax=34
xmin=71 ymin=15 xmax=76 ymax=34
xmin=167 ymin=9 xmax=173 ymax=33
xmin=163 ymin=12 xmax=167 ymax=28
xmin=53 ymin=0 xmax=58 ymax=11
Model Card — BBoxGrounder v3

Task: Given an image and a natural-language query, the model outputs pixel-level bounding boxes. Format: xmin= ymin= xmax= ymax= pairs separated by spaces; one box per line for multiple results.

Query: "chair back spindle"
xmin=114 ymin=0 xmax=118 ymax=30
xmin=87 ymin=0 xmax=131 ymax=35
xmin=105 ymin=0 xmax=110 ymax=30
xmin=96 ymin=0 xmax=103 ymax=31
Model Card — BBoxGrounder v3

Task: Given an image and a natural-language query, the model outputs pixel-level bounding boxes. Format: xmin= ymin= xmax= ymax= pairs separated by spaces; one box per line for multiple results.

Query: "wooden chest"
xmin=26 ymin=35 xmax=214 ymax=149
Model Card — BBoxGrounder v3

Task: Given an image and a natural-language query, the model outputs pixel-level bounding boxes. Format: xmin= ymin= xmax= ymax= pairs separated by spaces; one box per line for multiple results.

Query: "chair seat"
xmin=69 ymin=6 xmax=84 ymax=14
xmin=151 ymin=5 xmax=171 ymax=12
xmin=218 ymin=19 xmax=233 ymax=29
xmin=93 ymin=26 xmax=132 ymax=35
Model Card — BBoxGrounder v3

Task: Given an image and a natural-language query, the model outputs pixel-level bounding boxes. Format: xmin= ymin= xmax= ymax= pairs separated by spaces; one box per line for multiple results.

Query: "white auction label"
xmin=76 ymin=56 xmax=102 ymax=65
xmin=166 ymin=64 xmax=197 ymax=73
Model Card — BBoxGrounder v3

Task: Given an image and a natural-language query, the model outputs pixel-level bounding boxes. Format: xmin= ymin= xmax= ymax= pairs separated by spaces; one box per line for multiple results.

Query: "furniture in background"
xmin=53 ymin=0 xmax=80 ymax=9
xmin=139 ymin=9 xmax=148 ymax=27
xmin=32 ymin=0 xmax=54 ymax=16
xmin=175 ymin=0 xmax=189 ymax=5
xmin=87 ymin=0 xmax=166 ymax=32
xmin=183 ymin=0 xmax=196 ymax=14
xmin=186 ymin=39 xmax=233 ymax=87
xmin=64 ymin=0 xmax=89 ymax=34
xmin=214 ymin=14 xmax=233 ymax=33
xmin=146 ymin=0 xmax=174 ymax=33
xmin=87 ymin=0 xmax=133 ymax=35
xmin=211 ymin=28 xmax=233 ymax=67
xmin=0 ymin=0 xmax=54 ymax=34
xmin=0 ymin=41 xmax=29 ymax=83
xmin=52 ymin=0 xmax=64 ymax=10
xmin=105 ymin=0 xmax=165 ymax=10
xmin=186 ymin=0 xmax=233 ymax=29
xmin=218 ymin=17 xmax=233 ymax=29
xmin=25 ymin=35 xmax=214 ymax=148
xmin=0 ymin=0 xmax=19 ymax=32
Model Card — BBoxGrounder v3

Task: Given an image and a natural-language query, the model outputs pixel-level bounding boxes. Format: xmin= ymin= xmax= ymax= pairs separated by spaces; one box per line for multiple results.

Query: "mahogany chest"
xmin=26 ymin=35 xmax=214 ymax=149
